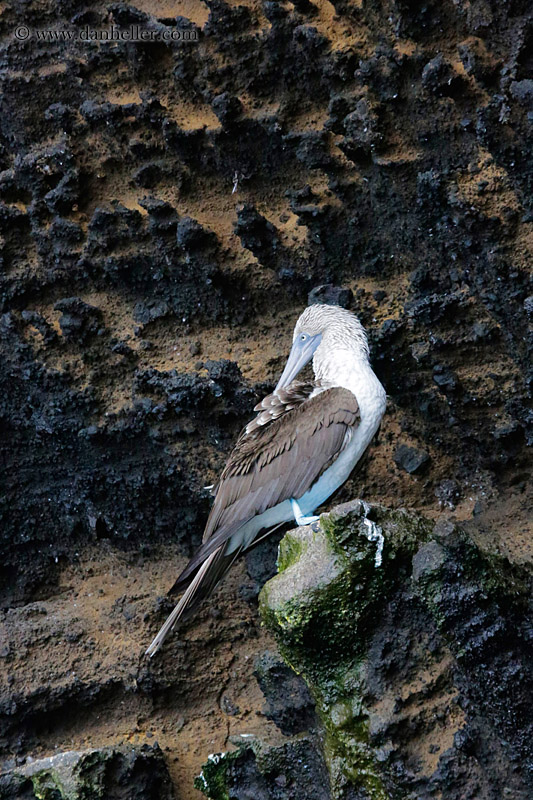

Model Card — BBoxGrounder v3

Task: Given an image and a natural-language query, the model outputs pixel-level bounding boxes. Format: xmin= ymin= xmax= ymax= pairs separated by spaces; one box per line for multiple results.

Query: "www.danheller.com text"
xmin=14 ymin=24 xmax=199 ymax=42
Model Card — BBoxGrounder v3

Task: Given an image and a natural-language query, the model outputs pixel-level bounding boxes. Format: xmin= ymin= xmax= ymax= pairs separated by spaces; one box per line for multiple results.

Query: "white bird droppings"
xmin=361 ymin=501 xmax=384 ymax=567
xmin=363 ymin=518 xmax=384 ymax=567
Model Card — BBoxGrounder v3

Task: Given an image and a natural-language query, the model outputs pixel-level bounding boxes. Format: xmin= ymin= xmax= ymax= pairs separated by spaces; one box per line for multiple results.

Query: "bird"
xmin=145 ymin=303 xmax=386 ymax=656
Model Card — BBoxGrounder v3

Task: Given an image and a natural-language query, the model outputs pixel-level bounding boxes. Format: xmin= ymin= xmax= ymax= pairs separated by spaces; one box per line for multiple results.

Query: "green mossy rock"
xmin=260 ymin=500 xmax=431 ymax=684
xmin=258 ymin=501 xmax=533 ymax=800
xmin=0 ymin=744 xmax=173 ymax=800
xmin=195 ymin=735 xmax=330 ymax=800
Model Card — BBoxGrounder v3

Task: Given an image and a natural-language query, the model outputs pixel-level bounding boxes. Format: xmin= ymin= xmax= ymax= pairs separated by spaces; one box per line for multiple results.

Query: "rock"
xmin=244 ymin=533 xmax=283 ymax=599
xmin=326 ymin=94 xmax=354 ymax=134
xmin=220 ymin=693 xmax=240 ymax=716
xmin=435 ymin=479 xmax=461 ymax=508
xmin=140 ymin=198 xmax=181 ymax=236
xmin=48 ymin=217 xmax=83 ymax=246
xmin=393 ymin=443 xmax=430 ymax=474
xmin=211 ymin=92 xmax=243 ymax=127
xmin=44 ymin=172 xmax=79 ymax=214
xmin=458 ymin=37 xmax=500 ymax=85
xmin=1 ymin=0 xmax=532 ymax=796
xmin=44 ymin=102 xmax=76 ymax=130
xmin=308 ymin=285 xmax=353 ymax=308
xmin=233 ymin=204 xmax=280 ymax=267
xmin=87 ymin=205 xmax=143 ymax=251
xmin=259 ymin=502 xmax=533 ymax=800
xmin=432 ymin=364 xmax=458 ymax=392
xmin=262 ymin=0 xmax=288 ymax=21
xmin=133 ymin=161 xmax=170 ymax=189
xmin=176 ymin=216 xmax=217 ymax=251
xmin=416 ymin=169 xmax=445 ymax=212
xmin=510 ymin=80 xmax=533 ymax=110
xmin=422 ymin=54 xmax=463 ymax=96
xmin=341 ymin=97 xmax=382 ymax=158
xmin=204 ymin=358 xmax=243 ymax=390
xmin=411 ymin=540 xmax=446 ymax=581
xmin=289 ymin=130 xmax=332 ymax=170
xmin=21 ymin=310 xmax=56 ymax=344
xmin=53 ymin=297 xmax=102 ymax=342
xmin=79 ymin=99 xmax=121 ymax=125
xmin=291 ymin=0 xmax=317 ymax=14
xmin=254 ymin=650 xmax=316 ymax=735
xmin=0 ymin=744 xmax=174 ymax=800
xmin=133 ymin=360 xmax=249 ymax=416
xmin=195 ymin=736 xmax=330 ymax=800
xmin=133 ymin=299 xmax=170 ymax=324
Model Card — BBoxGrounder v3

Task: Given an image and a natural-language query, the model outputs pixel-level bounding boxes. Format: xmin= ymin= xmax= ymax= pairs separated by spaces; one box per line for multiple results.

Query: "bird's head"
xmin=276 ymin=304 xmax=370 ymax=390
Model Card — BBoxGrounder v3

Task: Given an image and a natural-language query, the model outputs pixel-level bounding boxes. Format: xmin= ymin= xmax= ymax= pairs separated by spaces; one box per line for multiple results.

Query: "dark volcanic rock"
xmin=341 ymin=97 xmax=382 ymax=157
xmin=133 ymin=299 xmax=170 ymax=324
xmin=176 ymin=216 xmax=217 ymax=251
xmin=212 ymin=92 xmax=244 ymax=127
xmin=435 ymin=479 xmax=461 ymax=509
xmin=393 ymin=443 xmax=430 ymax=474
xmin=422 ymin=54 xmax=464 ymax=97
xmin=0 ymin=0 xmax=532 ymax=797
xmin=254 ymin=651 xmax=316 ymax=735
xmin=233 ymin=204 xmax=280 ymax=268
xmin=458 ymin=37 xmax=501 ymax=86
xmin=53 ymin=297 xmax=103 ymax=341
xmin=308 ymin=284 xmax=353 ymax=308
xmin=510 ymin=80 xmax=533 ymax=110
xmin=196 ymin=737 xmax=330 ymax=800
xmin=260 ymin=502 xmax=533 ymax=800
xmin=0 ymin=744 xmax=174 ymax=800
xmin=244 ymin=532 xmax=283 ymax=600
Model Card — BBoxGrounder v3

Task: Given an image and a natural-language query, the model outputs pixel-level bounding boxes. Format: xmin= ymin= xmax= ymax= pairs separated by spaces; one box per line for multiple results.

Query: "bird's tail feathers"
xmin=145 ymin=521 xmax=287 ymax=657
xmin=145 ymin=545 xmax=240 ymax=657
xmin=167 ymin=518 xmax=251 ymax=596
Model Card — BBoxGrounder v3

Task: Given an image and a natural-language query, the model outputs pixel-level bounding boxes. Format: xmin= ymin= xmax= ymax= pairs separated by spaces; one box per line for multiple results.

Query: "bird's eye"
xmin=300 ymin=333 xmax=307 ymax=341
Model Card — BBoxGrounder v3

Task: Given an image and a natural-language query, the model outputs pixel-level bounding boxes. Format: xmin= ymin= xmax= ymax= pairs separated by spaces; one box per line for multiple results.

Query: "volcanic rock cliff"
xmin=0 ymin=0 xmax=532 ymax=798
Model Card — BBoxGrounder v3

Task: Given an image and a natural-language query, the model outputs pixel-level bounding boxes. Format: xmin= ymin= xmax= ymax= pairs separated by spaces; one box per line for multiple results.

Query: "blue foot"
xmin=291 ymin=498 xmax=319 ymax=526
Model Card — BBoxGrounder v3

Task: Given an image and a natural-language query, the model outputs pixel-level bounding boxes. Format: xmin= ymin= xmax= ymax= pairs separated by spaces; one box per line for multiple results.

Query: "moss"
xmin=194 ymin=751 xmax=242 ymax=800
xmin=260 ymin=501 xmax=431 ymax=798
xmin=30 ymin=771 xmax=64 ymax=800
xmin=295 ymin=656 xmax=391 ymax=800
xmin=414 ymin=528 xmax=531 ymax=637
xmin=4 ymin=746 xmax=173 ymax=800
xmin=262 ymin=504 xmax=432 ymax=705
xmin=74 ymin=751 xmax=107 ymax=799
xmin=321 ymin=504 xmax=433 ymax=560
xmin=263 ymin=503 xmax=532 ymax=799
xmin=196 ymin=737 xmax=333 ymax=799
xmin=276 ymin=528 xmax=307 ymax=572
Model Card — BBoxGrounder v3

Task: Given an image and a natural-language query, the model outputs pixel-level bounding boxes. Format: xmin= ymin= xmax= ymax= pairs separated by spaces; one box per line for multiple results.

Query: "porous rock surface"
xmin=0 ymin=0 xmax=532 ymax=798
xmin=198 ymin=501 xmax=533 ymax=799
xmin=0 ymin=743 xmax=174 ymax=800
xmin=258 ymin=501 xmax=533 ymax=799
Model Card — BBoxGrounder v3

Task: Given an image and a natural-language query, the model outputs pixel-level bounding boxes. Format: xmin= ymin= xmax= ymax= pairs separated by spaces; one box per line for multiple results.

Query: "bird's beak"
xmin=275 ymin=333 xmax=322 ymax=391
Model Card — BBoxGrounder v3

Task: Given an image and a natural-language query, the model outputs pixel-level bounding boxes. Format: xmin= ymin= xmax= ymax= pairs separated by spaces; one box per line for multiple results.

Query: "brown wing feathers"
xmin=146 ymin=383 xmax=359 ymax=654
xmin=169 ymin=384 xmax=359 ymax=594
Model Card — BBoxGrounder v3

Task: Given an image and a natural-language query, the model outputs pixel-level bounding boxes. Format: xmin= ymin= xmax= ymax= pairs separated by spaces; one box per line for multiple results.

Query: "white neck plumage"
xmin=296 ymin=342 xmax=386 ymax=519
xmin=313 ymin=347 xmax=387 ymax=426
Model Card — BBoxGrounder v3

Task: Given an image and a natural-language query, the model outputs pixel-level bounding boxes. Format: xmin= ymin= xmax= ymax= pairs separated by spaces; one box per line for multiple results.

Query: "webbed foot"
xmin=290 ymin=498 xmax=319 ymax=527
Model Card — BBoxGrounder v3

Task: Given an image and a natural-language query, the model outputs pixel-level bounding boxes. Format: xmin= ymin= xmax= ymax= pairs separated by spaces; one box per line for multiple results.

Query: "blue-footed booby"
xmin=146 ymin=304 xmax=386 ymax=656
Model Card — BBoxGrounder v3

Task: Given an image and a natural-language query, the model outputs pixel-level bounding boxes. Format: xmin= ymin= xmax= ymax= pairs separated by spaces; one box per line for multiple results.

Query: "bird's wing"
xmin=146 ymin=382 xmax=360 ymax=655
xmin=171 ymin=382 xmax=360 ymax=592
